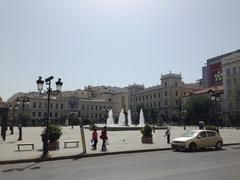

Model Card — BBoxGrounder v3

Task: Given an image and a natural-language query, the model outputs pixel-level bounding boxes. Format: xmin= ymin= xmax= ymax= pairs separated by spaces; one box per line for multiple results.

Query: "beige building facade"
xmin=128 ymin=73 xmax=201 ymax=124
xmin=222 ymin=52 xmax=240 ymax=124
xmin=8 ymin=86 xmax=128 ymax=126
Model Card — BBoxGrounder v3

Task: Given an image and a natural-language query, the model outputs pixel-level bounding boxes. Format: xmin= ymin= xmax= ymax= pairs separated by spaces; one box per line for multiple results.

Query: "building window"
xmin=50 ymin=103 xmax=53 ymax=109
xmin=32 ymin=112 xmax=35 ymax=117
xmin=131 ymin=98 xmax=132 ymax=103
xmin=55 ymin=112 xmax=58 ymax=118
xmin=38 ymin=112 xmax=41 ymax=117
xmin=91 ymin=105 xmax=93 ymax=110
xmin=44 ymin=112 xmax=47 ymax=117
xmin=136 ymin=97 xmax=138 ymax=102
xmin=146 ymin=95 xmax=148 ymax=100
xmin=233 ymin=67 xmax=237 ymax=74
xmin=175 ymin=82 xmax=178 ymax=86
xmin=61 ymin=104 xmax=64 ymax=109
xmin=165 ymin=91 xmax=168 ymax=97
xmin=82 ymin=105 xmax=85 ymax=110
xmin=39 ymin=103 xmax=42 ymax=108
xmin=165 ymin=100 xmax=168 ymax=106
xmin=96 ymin=106 xmax=98 ymax=110
xmin=139 ymin=96 xmax=141 ymax=101
xmin=33 ymin=103 xmax=36 ymax=108
xmin=227 ymin=79 xmax=232 ymax=85
xmin=176 ymin=91 xmax=178 ymax=96
xmin=87 ymin=105 xmax=89 ymax=110
xmin=227 ymin=68 xmax=231 ymax=76
xmin=95 ymin=114 xmax=98 ymax=118
xmin=165 ymin=83 xmax=167 ymax=87
xmin=154 ymin=102 xmax=156 ymax=107
xmin=154 ymin=93 xmax=156 ymax=98
xmin=45 ymin=103 xmax=47 ymax=108
xmin=158 ymin=93 xmax=160 ymax=98
xmin=176 ymin=100 xmax=179 ymax=106
xmin=100 ymin=106 xmax=102 ymax=110
xmin=142 ymin=96 xmax=145 ymax=101
xmin=158 ymin=101 xmax=161 ymax=107
xmin=233 ymin=78 xmax=237 ymax=84
xmin=56 ymin=104 xmax=58 ymax=109
xmin=50 ymin=112 xmax=52 ymax=117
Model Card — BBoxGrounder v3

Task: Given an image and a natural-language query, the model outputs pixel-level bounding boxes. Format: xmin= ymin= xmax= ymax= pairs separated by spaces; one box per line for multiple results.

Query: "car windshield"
xmin=181 ymin=131 xmax=198 ymax=137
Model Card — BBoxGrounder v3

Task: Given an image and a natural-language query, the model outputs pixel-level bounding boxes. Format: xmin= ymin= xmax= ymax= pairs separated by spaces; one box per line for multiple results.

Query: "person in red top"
xmin=100 ymin=126 xmax=108 ymax=151
xmin=91 ymin=128 xmax=98 ymax=150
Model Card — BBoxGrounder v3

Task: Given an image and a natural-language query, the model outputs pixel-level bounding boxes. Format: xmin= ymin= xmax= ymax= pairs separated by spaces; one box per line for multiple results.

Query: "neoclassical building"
xmin=128 ymin=72 xmax=201 ymax=124
xmin=8 ymin=86 xmax=128 ymax=126
xmin=222 ymin=51 xmax=240 ymax=123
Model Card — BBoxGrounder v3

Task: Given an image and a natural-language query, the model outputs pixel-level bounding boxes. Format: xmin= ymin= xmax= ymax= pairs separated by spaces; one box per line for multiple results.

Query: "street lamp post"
xmin=16 ymin=97 xmax=30 ymax=141
xmin=36 ymin=76 xmax=63 ymax=157
xmin=178 ymin=99 xmax=186 ymax=130
xmin=210 ymin=91 xmax=220 ymax=129
xmin=9 ymin=104 xmax=17 ymax=135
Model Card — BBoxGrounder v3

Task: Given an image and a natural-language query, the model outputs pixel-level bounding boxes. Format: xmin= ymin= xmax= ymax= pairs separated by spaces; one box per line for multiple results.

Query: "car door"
xmin=195 ymin=131 xmax=208 ymax=148
xmin=206 ymin=131 xmax=217 ymax=147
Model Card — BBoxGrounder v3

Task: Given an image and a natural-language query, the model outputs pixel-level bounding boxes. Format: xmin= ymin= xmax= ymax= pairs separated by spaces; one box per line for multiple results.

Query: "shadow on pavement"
xmin=2 ymin=162 xmax=41 ymax=173
xmin=172 ymin=148 xmax=226 ymax=153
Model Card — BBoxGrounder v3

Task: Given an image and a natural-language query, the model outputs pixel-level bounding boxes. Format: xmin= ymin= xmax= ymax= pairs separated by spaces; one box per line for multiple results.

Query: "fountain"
xmin=86 ymin=108 xmax=165 ymax=131
xmin=106 ymin=109 xmax=115 ymax=127
xmin=118 ymin=109 xmax=126 ymax=126
xmin=138 ymin=108 xmax=145 ymax=127
xmin=127 ymin=109 xmax=132 ymax=126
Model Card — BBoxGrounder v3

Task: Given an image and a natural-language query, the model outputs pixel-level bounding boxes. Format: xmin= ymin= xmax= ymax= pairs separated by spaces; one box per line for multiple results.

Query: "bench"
xmin=17 ymin=143 xmax=35 ymax=151
xmin=64 ymin=140 xmax=80 ymax=148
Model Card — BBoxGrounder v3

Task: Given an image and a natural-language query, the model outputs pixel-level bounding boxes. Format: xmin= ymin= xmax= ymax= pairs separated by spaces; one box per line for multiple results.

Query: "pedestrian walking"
xmin=100 ymin=126 xmax=108 ymax=151
xmin=91 ymin=128 xmax=98 ymax=150
xmin=65 ymin=119 xmax=69 ymax=127
xmin=165 ymin=126 xmax=171 ymax=144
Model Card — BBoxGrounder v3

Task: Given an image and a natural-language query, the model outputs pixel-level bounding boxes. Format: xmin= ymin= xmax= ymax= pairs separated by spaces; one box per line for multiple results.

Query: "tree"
xmin=185 ymin=95 xmax=214 ymax=125
xmin=20 ymin=112 xmax=31 ymax=126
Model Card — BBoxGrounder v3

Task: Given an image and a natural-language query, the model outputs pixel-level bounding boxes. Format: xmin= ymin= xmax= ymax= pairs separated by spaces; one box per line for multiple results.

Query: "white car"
xmin=171 ymin=130 xmax=223 ymax=151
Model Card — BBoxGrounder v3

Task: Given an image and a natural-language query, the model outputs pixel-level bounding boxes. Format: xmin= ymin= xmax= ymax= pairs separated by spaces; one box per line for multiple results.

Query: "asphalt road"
xmin=1 ymin=146 xmax=240 ymax=180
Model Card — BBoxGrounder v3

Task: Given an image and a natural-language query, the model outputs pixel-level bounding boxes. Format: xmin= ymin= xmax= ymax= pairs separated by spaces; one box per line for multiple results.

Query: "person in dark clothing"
xmin=100 ymin=126 xmax=108 ymax=151
xmin=91 ymin=128 xmax=98 ymax=150
xmin=165 ymin=127 xmax=171 ymax=144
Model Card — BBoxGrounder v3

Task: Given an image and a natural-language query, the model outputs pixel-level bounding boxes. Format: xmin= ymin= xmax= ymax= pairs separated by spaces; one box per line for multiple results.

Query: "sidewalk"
xmin=1 ymin=126 xmax=240 ymax=164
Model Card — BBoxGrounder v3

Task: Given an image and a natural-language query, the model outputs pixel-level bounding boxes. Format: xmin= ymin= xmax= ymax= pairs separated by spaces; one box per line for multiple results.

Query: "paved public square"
xmin=1 ymin=126 xmax=240 ymax=163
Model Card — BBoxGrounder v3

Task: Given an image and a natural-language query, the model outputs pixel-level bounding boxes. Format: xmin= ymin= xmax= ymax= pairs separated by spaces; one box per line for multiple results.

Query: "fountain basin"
xmin=84 ymin=126 xmax=167 ymax=131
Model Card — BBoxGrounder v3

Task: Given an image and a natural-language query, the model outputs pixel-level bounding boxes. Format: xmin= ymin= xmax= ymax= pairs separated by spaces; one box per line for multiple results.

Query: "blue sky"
xmin=1 ymin=0 xmax=240 ymax=101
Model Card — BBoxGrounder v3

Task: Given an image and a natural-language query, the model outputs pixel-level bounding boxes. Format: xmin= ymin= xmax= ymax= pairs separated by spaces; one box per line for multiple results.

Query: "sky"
xmin=1 ymin=0 xmax=240 ymax=101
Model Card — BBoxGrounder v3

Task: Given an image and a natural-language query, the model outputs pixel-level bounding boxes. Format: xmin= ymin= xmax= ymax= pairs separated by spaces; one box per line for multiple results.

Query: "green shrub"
xmin=205 ymin=125 xmax=219 ymax=133
xmin=41 ymin=124 xmax=62 ymax=142
xmin=141 ymin=125 xmax=152 ymax=138
xmin=89 ymin=123 xmax=97 ymax=131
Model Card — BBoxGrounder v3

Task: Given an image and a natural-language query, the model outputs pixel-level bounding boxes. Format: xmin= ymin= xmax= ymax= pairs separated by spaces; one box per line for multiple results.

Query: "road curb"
xmin=1 ymin=143 xmax=240 ymax=165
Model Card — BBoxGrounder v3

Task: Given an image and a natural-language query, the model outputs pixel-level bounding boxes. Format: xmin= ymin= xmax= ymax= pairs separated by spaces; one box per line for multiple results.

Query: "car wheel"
xmin=215 ymin=141 xmax=222 ymax=150
xmin=189 ymin=142 xmax=197 ymax=152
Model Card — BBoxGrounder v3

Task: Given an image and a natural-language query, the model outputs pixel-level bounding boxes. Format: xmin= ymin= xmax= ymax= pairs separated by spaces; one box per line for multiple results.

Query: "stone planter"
xmin=48 ymin=141 xmax=60 ymax=151
xmin=141 ymin=137 xmax=153 ymax=144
